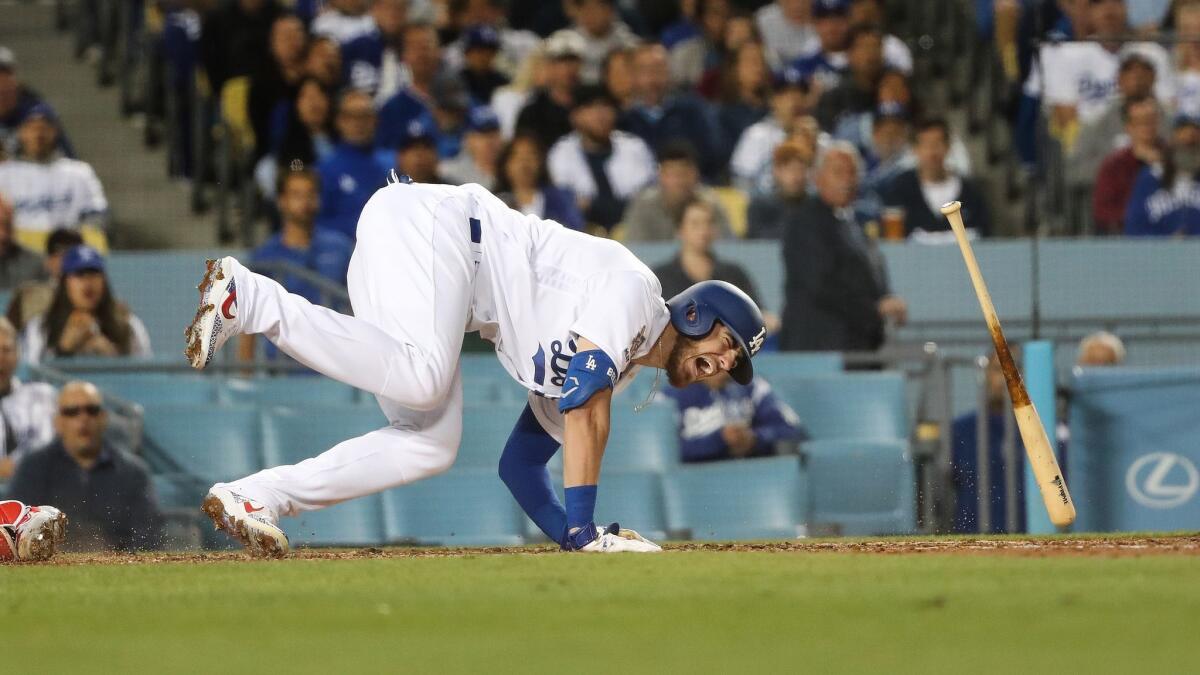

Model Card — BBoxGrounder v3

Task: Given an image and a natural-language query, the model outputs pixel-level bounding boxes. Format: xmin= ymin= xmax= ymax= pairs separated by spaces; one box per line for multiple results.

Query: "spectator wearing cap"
xmin=441 ymin=0 xmax=541 ymax=82
xmin=8 ymin=381 xmax=163 ymax=552
xmin=815 ymin=23 xmax=886 ymax=135
xmin=781 ymin=142 xmax=907 ymax=352
xmin=718 ymin=41 xmax=771 ymax=153
xmin=789 ymin=0 xmax=852 ymax=95
xmin=376 ymin=22 xmax=444 ymax=148
xmin=0 ymin=46 xmax=73 ymax=158
xmin=746 ymin=138 xmax=813 ymax=240
xmin=669 ymin=0 xmax=733 ymax=93
xmin=0 ymin=317 xmax=56 ymax=478
xmin=199 ymin=0 xmax=283 ymax=94
xmin=623 ymin=143 xmax=732 ymax=242
xmin=562 ymin=0 xmax=639 ymax=86
xmin=494 ymin=133 xmax=585 ymax=231
xmin=1068 ymin=50 xmax=1162 ymax=189
xmin=6 ymin=228 xmax=83 ymax=332
xmin=20 ymin=246 xmax=152 ymax=364
xmin=312 ymin=0 xmax=376 ymax=45
xmin=0 ymin=193 xmax=43 ymax=291
xmin=882 ymin=118 xmax=991 ymax=238
xmin=459 ymin=26 xmax=512 ymax=105
xmin=316 ymin=90 xmax=391 ymax=240
xmin=395 ymin=117 xmax=444 ymax=184
xmin=730 ymin=66 xmax=815 ymax=194
xmin=1093 ymin=96 xmax=1163 ymax=235
xmin=241 ymin=169 xmax=353 ymax=364
xmin=754 ymin=0 xmax=819 ymax=70
xmin=515 ymin=30 xmax=585 ymax=150
xmin=340 ymin=0 xmax=408 ymax=96
xmin=618 ymin=44 xmax=729 ymax=183
xmin=248 ymin=15 xmax=309 ymax=163
xmin=442 ymin=107 xmax=503 ymax=189
xmin=0 ymin=105 xmax=108 ymax=237
xmin=1124 ymin=114 xmax=1200 ymax=236
xmin=547 ymin=84 xmax=655 ymax=233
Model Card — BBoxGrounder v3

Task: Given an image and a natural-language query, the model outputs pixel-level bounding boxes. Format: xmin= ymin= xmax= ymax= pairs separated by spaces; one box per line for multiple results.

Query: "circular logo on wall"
xmin=1125 ymin=453 xmax=1200 ymax=509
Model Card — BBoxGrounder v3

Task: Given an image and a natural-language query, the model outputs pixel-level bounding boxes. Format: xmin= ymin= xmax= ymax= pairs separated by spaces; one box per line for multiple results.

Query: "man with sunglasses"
xmin=7 ymin=381 xmax=162 ymax=553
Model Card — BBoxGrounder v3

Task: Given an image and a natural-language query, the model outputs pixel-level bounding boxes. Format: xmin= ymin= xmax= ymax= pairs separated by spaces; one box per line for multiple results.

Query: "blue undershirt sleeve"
xmin=497 ymin=405 xmax=568 ymax=547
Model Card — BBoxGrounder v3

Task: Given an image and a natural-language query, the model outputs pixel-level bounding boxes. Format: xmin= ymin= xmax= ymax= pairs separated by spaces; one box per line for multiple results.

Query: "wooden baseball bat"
xmin=939 ymin=201 xmax=1076 ymax=528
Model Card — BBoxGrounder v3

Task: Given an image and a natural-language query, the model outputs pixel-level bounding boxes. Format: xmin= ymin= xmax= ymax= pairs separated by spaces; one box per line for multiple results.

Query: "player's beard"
xmin=664 ymin=337 xmax=694 ymax=387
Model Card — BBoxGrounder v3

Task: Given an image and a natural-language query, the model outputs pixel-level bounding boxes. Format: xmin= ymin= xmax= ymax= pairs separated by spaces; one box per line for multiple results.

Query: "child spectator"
xmin=1093 ymin=96 xmax=1163 ymax=235
xmin=316 ymin=90 xmax=390 ymax=239
xmin=494 ymin=133 xmax=584 ymax=231
xmin=441 ymin=107 xmax=503 ymax=189
xmin=746 ymin=138 xmax=813 ymax=240
xmin=623 ymin=143 xmax=732 ymax=242
xmin=21 ymin=246 xmax=152 ymax=364
xmin=0 ymin=105 xmax=108 ymax=236
xmin=663 ymin=372 xmax=808 ymax=463
xmin=242 ymin=169 xmax=353 ymax=363
xmin=547 ymin=84 xmax=655 ymax=233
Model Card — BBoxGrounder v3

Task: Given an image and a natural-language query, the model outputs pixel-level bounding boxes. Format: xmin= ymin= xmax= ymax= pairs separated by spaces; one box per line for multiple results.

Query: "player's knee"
xmin=395 ymin=364 xmax=457 ymax=411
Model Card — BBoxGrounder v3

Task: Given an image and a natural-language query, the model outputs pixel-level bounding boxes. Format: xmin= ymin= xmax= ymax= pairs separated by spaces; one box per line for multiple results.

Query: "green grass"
xmin=7 ymin=544 xmax=1197 ymax=674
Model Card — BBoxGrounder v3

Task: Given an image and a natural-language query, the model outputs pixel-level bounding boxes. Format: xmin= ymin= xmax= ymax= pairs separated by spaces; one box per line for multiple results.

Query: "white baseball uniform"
xmin=218 ymin=181 xmax=670 ymax=517
xmin=0 ymin=158 xmax=108 ymax=233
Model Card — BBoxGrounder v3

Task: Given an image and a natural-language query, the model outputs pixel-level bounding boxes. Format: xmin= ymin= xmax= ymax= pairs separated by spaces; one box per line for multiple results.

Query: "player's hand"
xmin=721 ymin=424 xmax=757 ymax=456
xmin=570 ymin=522 xmax=662 ymax=552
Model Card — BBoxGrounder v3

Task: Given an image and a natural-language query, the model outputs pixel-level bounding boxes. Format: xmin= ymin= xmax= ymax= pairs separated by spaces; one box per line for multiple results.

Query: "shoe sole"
xmin=201 ymin=494 xmax=287 ymax=559
xmin=184 ymin=258 xmax=224 ymax=370
xmin=22 ymin=511 xmax=69 ymax=562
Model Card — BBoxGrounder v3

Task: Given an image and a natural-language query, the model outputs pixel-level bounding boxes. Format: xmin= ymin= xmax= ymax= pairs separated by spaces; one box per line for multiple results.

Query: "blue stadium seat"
xmin=605 ymin=402 xmax=677 ymax=471
xmin=459 ymin=354 xmax=527 ymax=406
xmin=152 ymin=472 xmax=207 ymax=510
xmin=594 ymin=471 xmax=668 ymax=542
xmin=283 ymin=495 xmax=386 ymax=548
xmin=382 ymin=469 xmax=524 ymax=547
xmin=88 ymin=373 xmax=219 ymax=406
xmin=458 ymin=403 xmax=526 ymax=468
xmin=803 ymin=440 xmax=917 ymax=536
xmin=662 ymin=456 xmax=807 ymax=541
xmin=219 ymin=377 xmax=359 ymax=406
xmin=141 ymin=406 xmax=262 ymax=484
xmin=751 ymin=352 xmax=843 ymax=378
xmin=772 ymin=374 xmax=909 ymax=440
xmin=261 ymin=406 xmax=390 ymax=467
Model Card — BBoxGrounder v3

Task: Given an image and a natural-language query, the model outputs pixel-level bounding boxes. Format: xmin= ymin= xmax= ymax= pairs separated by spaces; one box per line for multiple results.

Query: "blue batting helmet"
xmin=666 ymin=281 xmax=766 ymax=385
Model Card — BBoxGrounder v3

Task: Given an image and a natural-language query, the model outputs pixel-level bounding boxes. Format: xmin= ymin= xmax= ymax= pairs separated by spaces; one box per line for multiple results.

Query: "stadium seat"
xmin=261 ymin=406 xmax=390 ymax=467
xmin=772 ymin=374 xmax=909 ymax=440
xmin=604 ymin=402 xmax=677 ymax=471
xmin=662 ymin=456 xmax=807 ymax=541
xmin=219 ymin=377 xmax=359 ymax=407
xmin=87 ymin=372 xmax=219 ymax=406
xmin=594 ymin=471 xmax=668 ymax=542
xmin=382 ymin=469 xmax=524 ymax=547
xmin=152 ymin=473 xmax=207 ymax=510
xmin=283 ymin=495 xmax=386 ymax=548
xmin=751 ymin=352 xmax=843 ymax=378
xmin=141 ymin=406 xmax=262 ymax=484
xmin=459 ymin=403 xmax=527 ymax=468
xmin=803 ymin=440 xmax=917 ymax=536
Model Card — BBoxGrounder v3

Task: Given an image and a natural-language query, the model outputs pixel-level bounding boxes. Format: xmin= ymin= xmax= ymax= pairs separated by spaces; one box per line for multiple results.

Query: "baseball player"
xmin=188 ymin=176 xmax=766 ymax=557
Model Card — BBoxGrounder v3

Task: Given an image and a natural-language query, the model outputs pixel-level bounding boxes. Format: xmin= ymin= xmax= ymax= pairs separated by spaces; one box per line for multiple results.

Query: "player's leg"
xmin=186 ymin=185 xmax=475 ymax=411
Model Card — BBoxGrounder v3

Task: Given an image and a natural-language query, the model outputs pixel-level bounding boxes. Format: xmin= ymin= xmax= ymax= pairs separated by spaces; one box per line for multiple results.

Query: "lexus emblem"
xmin=1125 ymin=453 xmax=1199 ymax=509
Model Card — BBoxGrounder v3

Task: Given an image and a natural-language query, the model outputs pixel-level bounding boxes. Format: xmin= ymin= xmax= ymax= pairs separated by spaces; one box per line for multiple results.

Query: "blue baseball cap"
xmin=61 ymin=245 xmax=106 ymax=276
xmin=467 ymin=106 xmax=500 ymax=133
xmin=464 ymin=25 xmax=501 ymax=51
xmin=22 ymin=102 xmax=59 ymax=125
xmin=396 ymin=117 xmax=438 ymax=151
xmin=813 ymin=0 xmax=850 ymax=18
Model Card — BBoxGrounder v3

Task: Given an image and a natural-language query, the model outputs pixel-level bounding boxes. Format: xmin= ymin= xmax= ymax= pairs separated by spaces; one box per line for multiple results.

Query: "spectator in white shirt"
xmin=731 ymin=66 xmax=819 ymax=194
xmin=0 ymin=105 xmax=107 ymax=236
xmin=562 ymin=0 xmax=640 ymax=85
xmin=312 ymin=0 xmax=377 ymax=45
xmin=754 ymin=0 xmax=819 ymax=70
xmin=0 ymin=317 xmax=56 ymax=478
xmin=547 ymin=84 xmax=655 ymax=233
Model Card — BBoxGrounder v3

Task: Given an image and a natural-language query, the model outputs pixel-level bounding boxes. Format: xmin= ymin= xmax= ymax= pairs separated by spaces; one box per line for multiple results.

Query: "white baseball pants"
xmin=216 ymin=185 xmax=479 ymax=517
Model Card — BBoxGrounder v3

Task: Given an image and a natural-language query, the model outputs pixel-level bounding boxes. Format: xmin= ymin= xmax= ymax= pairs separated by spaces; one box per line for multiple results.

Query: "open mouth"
xmin=695 ymin=355 xmax=714 ymax=378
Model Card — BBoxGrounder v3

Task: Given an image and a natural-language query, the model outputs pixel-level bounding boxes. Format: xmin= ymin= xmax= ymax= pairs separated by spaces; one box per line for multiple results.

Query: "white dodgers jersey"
xmin=0 ymin=158 xmax=108 ymax=232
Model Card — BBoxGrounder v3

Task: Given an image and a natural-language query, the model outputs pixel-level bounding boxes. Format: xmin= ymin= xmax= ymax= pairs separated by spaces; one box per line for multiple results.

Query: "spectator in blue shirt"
xmin=242 ymin=168 xmax=353 ymax=363
xmin=376 ymin=22 xmax=442 ymax=150
xmin=790 ymin=0 xmax=851 ymax=95
xmin=395 ymin=117 xmax=445 ymax=185
xmin=662 ymin=373 xmax=808 ymax=463
xmin=316 ymin=89 xmax=390 ymax=239
xmin=340 ymin=0 xmax=407 ymax=95
xmin=1125 ymin=114 xmax=1200 ymax=237
xmin=619 ymin=43 xmax=729 ymax=183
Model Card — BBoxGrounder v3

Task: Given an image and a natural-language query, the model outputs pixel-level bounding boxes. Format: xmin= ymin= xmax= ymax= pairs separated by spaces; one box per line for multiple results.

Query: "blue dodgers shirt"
xmin=316 ymin=143 xmax=391 ymax=239
xmin=1125 ymin=166 xmax=1200 ymax=236
xmin=251 ymin=227 xmax=354 ymax=359
xmin=660 ymin=378 xmax=808 ymax=463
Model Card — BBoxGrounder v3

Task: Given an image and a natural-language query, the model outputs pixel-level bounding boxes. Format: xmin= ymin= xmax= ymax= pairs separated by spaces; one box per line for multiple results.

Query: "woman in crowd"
xmin=256 ymin=78 xmax=336 ymax=200
xmin=493 ymin=133 xmax=584 ymax=231
xmin=718 ymin=40 xmax=770 ymax=152
xmin=21 ymin=246 xmax=151 ymax=363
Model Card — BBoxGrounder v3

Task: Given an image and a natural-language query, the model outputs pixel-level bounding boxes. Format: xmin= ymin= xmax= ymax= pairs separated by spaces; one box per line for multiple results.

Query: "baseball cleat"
xmin=11 ymin=505 xmax=69 ymax=562
xmin=580 ymin=523 xmax=662 ymax=553
xmin=184 ymin=257 xmax=241 ymax=370
xmin=202 ymin=486 xmax=289 ymax=558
